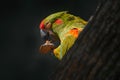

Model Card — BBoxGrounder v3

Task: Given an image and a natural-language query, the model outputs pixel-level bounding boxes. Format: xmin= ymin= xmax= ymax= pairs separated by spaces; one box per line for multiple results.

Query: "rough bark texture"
xmin=50 ymin=0 xmax=120 ymax=80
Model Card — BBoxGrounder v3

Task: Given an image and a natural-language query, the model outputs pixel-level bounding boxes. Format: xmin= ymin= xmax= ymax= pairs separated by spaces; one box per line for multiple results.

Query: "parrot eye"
xmin=45 ymin=22 xmax=52 ymax=29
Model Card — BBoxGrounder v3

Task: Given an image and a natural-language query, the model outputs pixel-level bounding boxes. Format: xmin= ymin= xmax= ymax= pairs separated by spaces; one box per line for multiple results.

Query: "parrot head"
xmin=39 ymin=11 xmax=67 ymax=41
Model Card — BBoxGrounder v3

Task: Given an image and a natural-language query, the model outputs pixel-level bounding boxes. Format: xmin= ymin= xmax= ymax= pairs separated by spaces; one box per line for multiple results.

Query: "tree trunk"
xmin=49 ymin=0 xmax=120 ymax=80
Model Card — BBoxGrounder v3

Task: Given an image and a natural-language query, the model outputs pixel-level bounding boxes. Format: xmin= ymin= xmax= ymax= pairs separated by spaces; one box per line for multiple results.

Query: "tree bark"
xmin=50 ymin=0 xmax=120 ymax=80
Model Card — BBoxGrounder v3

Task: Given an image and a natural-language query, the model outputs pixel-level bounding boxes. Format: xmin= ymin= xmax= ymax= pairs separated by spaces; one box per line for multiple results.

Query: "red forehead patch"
xmin=39 ymin=20 xmax=45 ymax=29
xmin=55 ymin=19 xmax=63 ymax=25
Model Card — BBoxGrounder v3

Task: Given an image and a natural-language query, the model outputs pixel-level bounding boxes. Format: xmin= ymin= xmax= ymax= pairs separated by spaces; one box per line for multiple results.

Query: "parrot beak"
xmin=40 ymin=29 xmax=46 ymax=37
xmin=40 ymin=29 xmax=50 ymax=41
xmin=40 ymin=29 xmax=59 ymax=42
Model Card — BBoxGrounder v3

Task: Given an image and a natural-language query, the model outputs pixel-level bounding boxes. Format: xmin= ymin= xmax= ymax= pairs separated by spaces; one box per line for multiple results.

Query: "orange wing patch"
xmin=67 ymin=28 xmax=83 ymax=38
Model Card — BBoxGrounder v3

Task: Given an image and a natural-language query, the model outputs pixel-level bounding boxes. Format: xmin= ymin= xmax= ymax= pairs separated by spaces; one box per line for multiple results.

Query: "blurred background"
xmin=0 ymin=0 xmax=98 ymax=80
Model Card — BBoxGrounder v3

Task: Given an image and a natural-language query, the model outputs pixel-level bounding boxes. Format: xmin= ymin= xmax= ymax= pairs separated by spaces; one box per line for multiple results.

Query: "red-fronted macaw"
xmin=39 ymin=11 xmax=87 ymax=60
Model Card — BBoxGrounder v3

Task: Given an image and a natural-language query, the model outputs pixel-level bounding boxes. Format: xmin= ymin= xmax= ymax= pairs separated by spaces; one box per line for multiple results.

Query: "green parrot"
xmin=39 ymin=11 xmax=87 ymax=60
